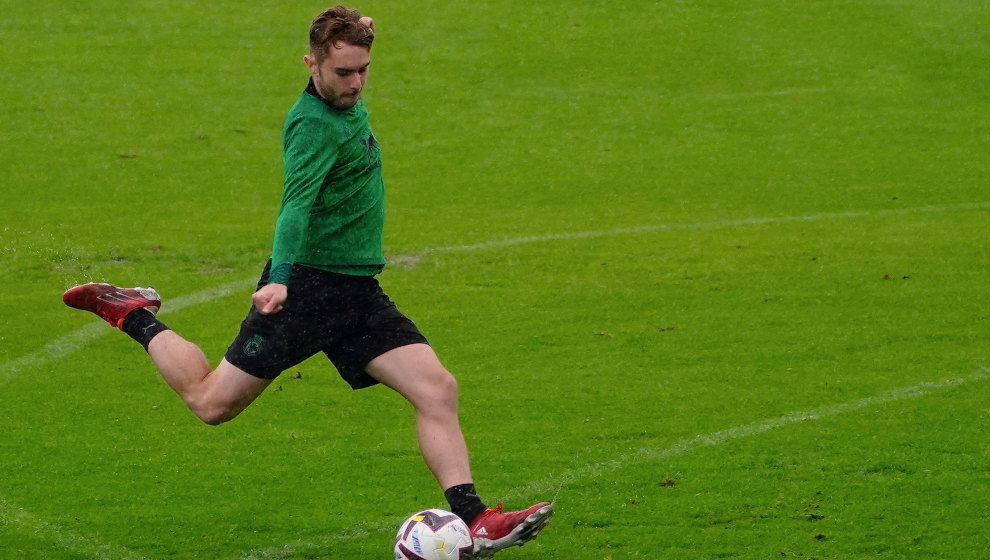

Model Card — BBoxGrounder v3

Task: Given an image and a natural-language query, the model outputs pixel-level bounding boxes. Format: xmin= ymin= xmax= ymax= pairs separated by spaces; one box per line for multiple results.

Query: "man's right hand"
xmin=252 ymin=283 xmax=288 ymax=315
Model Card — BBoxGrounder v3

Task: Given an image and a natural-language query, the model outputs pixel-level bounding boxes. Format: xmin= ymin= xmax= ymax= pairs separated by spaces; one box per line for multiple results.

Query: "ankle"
xmin=444 ymin=483 xmax=487 ymax=525
xmin=121 ymin=309 xmax=171 ymax=351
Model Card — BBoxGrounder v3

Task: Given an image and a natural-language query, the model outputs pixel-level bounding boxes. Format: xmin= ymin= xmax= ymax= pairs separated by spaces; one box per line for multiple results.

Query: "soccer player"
xmin=63 ymin=5 xmax=552 ymax=557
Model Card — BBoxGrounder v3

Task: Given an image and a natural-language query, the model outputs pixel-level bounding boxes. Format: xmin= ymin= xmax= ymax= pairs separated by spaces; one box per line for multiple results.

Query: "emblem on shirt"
xmin=361 ymin=132 xmax=380 ymax=164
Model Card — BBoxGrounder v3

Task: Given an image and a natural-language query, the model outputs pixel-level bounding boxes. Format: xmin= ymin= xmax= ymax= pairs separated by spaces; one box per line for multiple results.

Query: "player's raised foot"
xmin=468 ymin=501 xmax=553 ymax=558
xmin=63 ymin=282 xmax=161 ymax=329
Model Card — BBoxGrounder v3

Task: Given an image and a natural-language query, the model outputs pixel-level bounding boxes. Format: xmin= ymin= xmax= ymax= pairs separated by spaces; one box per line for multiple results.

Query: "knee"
xmin=428 ymin=368 xmax=460 ymax=411
xmin=436 ymin=368 xmax=459 ymax=399
xmin=196 ymin=407 xmax=237 ymax=426
xmin=186 ymin=396 xmax=240 ymax=426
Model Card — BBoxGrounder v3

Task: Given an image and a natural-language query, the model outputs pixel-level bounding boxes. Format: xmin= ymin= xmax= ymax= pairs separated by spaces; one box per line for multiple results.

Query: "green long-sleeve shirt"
xmin=269 ymin=79 xmax=386 ymax=284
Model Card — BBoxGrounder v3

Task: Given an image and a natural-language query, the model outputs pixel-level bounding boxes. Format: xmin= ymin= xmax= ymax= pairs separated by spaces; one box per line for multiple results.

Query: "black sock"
xmin=444 ymin=483 xmax=487 ymax=525
xmin=121 ymin=309 xmax=171 ymax=352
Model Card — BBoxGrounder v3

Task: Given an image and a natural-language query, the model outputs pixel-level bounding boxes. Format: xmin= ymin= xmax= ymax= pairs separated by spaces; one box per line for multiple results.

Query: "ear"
xmin=303 ymin=54 xmax=318 ymax=75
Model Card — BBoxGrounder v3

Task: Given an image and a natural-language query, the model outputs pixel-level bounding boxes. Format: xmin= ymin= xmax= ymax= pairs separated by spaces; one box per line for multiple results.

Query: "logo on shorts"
xmin=243 ymin=334 xmax=265 ymax=356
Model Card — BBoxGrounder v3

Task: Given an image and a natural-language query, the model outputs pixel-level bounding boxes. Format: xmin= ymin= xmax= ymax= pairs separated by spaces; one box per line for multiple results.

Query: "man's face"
xmin=305 ymin=43 xmax=371 ymax=110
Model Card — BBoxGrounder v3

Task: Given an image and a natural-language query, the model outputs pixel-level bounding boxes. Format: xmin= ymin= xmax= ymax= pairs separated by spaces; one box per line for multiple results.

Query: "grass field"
xmin=1 ymin=1 xmax=988 ymax=558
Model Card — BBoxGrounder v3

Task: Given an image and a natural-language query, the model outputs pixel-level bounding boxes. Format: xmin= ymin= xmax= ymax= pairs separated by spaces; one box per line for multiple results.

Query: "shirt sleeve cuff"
xmin=269 ymin=262 xmax=293 ymax=284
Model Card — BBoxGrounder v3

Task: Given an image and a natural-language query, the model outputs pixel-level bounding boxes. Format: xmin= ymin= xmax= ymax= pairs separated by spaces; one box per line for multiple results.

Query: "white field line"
xmin=237 ymin=367 xmax=988 ymax=560
xmin=0 ymin=201 xmax=986 ymax=558
xmin=421 ymin=202 xmax=989 ymax=254
xmin=0 ymin=496 xmax=150 ymax=560
xmin=505 ymin=367 xmax=990 ymax=501
xmin=0 ymin=277 xmax=256 ymax=388
xmin=0 ymin=279 xmax=254 ymax=557
xmin=3 ymin=201 xmax=985 ymax=389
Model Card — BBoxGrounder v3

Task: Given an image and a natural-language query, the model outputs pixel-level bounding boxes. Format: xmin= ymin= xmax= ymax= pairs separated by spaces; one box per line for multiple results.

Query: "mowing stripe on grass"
xmin=0 ymin=277 xmax=255 ymax=388
xmin=504 ymin=366 xmax=990 ymax=501
xmin=0 ymin=496 xmax=149 ymax=560
xmin=0 ymin=280 xmax=255 ymax=557
xmin=237 ymin=366 xmax=988 ymax=560
xmin=2 ymin=201 xmax=985 ymax=388
xmin=0 ymin=203 xmax=985 ymax=558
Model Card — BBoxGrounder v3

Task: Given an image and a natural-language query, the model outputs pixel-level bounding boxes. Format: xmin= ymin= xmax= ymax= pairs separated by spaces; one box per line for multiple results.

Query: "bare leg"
xmin=366 ymin=343 xmax=553 ymax=556
xmin=147 ymin=331 xmax=272 ymax=425
xmin=365 ymin=343 xmax=473 ymax=489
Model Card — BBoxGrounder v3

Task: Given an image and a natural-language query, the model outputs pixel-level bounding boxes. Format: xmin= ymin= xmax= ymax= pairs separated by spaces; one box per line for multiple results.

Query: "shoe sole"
xmin=471 ymin=503 xmax=554 ymax=558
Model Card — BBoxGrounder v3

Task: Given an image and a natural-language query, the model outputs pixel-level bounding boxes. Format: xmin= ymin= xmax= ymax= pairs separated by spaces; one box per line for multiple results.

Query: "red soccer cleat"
xmin=63 ymin=282 xmax=161 ymax=329
xmin=468 ymin=501 xmax=553 ymax=558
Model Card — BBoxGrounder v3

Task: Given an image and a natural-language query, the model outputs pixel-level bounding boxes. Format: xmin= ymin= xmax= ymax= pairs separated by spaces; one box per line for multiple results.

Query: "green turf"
xmin=1 ymin=1 xmax=987 ymax=559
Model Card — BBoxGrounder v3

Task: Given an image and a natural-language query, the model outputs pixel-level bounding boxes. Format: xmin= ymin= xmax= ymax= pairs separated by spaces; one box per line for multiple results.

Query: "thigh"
xmin=198 ymin=358 xmax=275 ymax=417
xmin=364 ymin=343 xmax=451 ymax=405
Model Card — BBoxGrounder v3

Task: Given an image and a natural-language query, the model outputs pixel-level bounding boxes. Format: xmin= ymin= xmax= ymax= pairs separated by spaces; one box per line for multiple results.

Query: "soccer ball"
xmin=394 ymin=508 xmax=474 ymax=560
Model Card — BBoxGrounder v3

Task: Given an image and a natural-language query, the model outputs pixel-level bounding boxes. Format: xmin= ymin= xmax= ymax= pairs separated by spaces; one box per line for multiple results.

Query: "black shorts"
xmin=224 ymin=261 xmax=429 ymax=389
